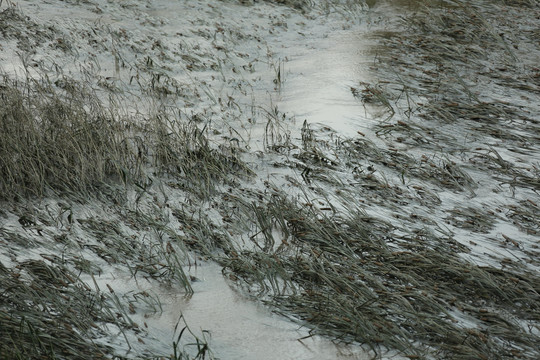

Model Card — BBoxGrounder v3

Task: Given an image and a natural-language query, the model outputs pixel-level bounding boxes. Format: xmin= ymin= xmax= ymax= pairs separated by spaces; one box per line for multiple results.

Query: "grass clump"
xmin=222 ymin=194 xmax=540 ymax=358
xmin=0 ymin=74 xmax=251 ymax=201
xmin=0 ymin=75 xmax=139 ymax=200
xmin=0 ymin=259 xmax=114 ymax=359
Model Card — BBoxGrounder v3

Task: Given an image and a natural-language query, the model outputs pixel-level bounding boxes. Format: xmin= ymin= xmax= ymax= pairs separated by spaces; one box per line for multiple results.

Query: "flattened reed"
xmin=0 ymin=71 xmax=249 ymax=357
xmin=0 ymin=259 xmax=113 ymax=359
xmin=222 ymin=194 xmax=540 ymax=358
xmin=219 ymin=1 xmax=540 ymax=357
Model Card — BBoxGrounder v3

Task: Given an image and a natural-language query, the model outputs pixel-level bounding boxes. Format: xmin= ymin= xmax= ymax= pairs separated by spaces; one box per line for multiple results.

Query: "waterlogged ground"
xmin=1 ymin=0 xmax=539 ymax=359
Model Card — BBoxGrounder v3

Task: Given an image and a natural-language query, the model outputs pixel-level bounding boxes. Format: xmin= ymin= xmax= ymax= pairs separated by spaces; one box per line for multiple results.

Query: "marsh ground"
xmin=1 ymin=0 xmax=539 ymax=359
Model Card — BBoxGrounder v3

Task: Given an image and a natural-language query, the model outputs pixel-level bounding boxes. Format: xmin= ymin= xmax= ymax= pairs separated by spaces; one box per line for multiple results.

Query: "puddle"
xmin=93 ymin=261 xmax=380 ymax=359
xmin=272 ymin=0 xmax=452 ymax=138
xmin=148 ymin=261 xmax=374 ymax=360
xmin=275 ymin=30 xmax=376 ymax=135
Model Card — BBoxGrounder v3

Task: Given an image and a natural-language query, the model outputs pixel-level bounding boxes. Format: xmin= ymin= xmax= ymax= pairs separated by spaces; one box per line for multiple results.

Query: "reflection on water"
xmin=275 ymin=0 xmax=451 ymax=137
xmin=276 ymin=30 xmax=377 ymax=135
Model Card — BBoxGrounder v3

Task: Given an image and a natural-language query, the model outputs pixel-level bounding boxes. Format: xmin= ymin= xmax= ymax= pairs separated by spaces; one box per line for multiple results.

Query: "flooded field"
xmin=1 ymin=0 xmax=539 ymax=359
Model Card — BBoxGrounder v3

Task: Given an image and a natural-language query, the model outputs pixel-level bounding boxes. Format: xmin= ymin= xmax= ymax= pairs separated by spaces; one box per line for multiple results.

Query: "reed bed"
xmin=0 ymin=74 xmax=251 ymax=201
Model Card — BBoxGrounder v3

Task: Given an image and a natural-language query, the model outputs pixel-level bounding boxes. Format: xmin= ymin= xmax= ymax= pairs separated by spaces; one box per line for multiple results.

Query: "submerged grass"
xmin=216 ymin=0 xmax=540 ymax=358
xmin=0 ymin=258 xmax=113 ymax=359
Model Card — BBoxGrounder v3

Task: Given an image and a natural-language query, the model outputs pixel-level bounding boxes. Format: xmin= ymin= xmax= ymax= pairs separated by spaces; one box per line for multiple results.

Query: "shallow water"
xmin=152 ymin=262 xmax=374 ymax=360
xmin=276 ymin=30 xmax=376 ymax=135
xmin=96 ymin=261 xmax=382 ymax=359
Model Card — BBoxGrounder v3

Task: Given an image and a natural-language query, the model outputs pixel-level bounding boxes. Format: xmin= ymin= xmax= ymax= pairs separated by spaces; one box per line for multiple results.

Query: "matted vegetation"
xmin=216 ymin=0 xmax=540 ymax=358
xmin=0 ymin=72 xmax=247 ymax=358
xmin=0 ymin=259 xmax=113 ymax=359
xmin=221 ymin=193 xmax=540 ymax=358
